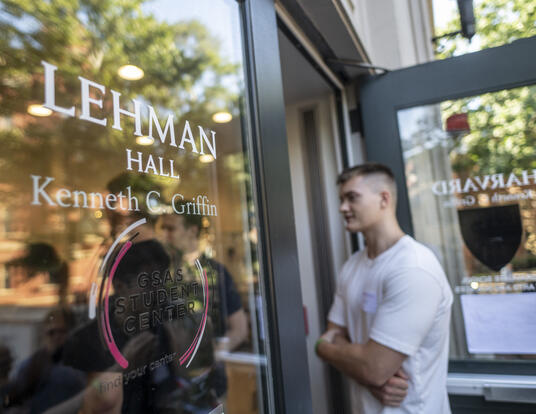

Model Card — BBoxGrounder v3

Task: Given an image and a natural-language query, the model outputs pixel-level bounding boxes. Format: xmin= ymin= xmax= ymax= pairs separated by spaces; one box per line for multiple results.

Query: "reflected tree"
xmin=0 ymin=0 xmax=242 ymax=259
xmin=0 ymin=0 xmax=239 ymax=190
xmin=434 ymin=0 xmax=536 ymax=176
xmin=434 ymin=0 xmax=536 ymax=257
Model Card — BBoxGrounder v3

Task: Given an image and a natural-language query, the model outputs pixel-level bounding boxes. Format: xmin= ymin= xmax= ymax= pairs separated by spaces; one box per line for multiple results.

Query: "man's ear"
xmin=379 ymin=190 xmax=391 ymax=209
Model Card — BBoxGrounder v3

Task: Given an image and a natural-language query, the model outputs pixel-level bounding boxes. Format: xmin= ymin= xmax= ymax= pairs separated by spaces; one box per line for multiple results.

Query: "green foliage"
xmin=435 ymin=0 xmax=536 ymax=59
xmin=0 ymin=0 xmax=239 ymax=190
xmin=442 ymin=85 xmax=536 ymax=177
xmin=434 ymin=0 xmax=536 ymax=177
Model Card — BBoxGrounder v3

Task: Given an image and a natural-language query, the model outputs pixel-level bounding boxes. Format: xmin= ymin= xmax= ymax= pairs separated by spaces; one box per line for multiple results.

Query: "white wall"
xmin=286 ymin=93 xmax=349 ymax=414
xmin=343 ymin=0 xmax=435 ymax=69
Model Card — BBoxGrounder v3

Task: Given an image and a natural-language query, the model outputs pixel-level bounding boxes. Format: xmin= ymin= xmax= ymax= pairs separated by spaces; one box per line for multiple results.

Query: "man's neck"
xmin=132 ymin=223 xmax=155 ymax=242
xmin=363 ymin=220 xmax=405 ymax=260
xmin=183 ymin=248 xmax=202 ymax=265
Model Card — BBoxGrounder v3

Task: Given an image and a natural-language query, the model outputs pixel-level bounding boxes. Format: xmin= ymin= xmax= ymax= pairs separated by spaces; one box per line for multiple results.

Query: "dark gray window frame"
xmin=359 ymin=36 xmax=536 ymax=237
xmin=359 ymin=35 xmax=536 ymax=412
xmin=240 ymin=1 xmax=313 ymax=413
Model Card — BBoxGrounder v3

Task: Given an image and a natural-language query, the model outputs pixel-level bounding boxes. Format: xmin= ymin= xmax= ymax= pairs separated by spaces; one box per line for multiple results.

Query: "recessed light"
xmin=27 ymin=104 xmax=52 ymax=117
xmin=118 ymin=65 xmax=144 ymax=80
xmin=199 ymin=154 xmax=215 ymax=163
xmin=212 ymin=112 xmax=232 ymax=123
xmin=136 ymin=135 xmax=154 ymax=146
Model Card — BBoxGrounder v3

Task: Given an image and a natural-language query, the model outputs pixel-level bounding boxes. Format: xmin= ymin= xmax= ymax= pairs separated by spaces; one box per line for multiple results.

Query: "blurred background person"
xmin=0 ymin=343 xmax=13 ymax=409
xmin=2 ymin=307 xmax=85 ymax=413
xmin=5 ymin=243 xmax=69 ymax=305
xmin=158 ymin=209 xmax=247 ymax=351
xmin=105 ymin=172 xmax=162 ymax=242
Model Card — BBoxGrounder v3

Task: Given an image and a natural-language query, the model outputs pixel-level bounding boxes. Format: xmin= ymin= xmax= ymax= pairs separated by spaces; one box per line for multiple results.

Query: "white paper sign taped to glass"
xmin=461 ymin=292 xmax=536 ymax=354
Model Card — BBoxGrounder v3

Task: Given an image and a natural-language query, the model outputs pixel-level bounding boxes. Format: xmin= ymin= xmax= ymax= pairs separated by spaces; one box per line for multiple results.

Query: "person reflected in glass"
xmin=5 ymin=243 xmax=69 ymax=305
xmin=105 ymin=172 xmax=161 ymax=243
xmin=61 ymin=238 xmax=221 ymax=414
xmin=2 ymin=307 xmax=85 ymax=413
xmin=158 ymin=209 xmax=248 ymax=352
xmin=0 ymin=344 xmax=13 ymax=410
xmin=55 ymin=173 xmax=222 ymax=413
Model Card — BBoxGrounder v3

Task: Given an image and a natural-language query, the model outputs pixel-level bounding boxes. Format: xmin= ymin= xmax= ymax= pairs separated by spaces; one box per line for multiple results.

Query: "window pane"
xmin=433 ymin=0 xmax=536 ymax=60
xmin=397 ymin=84 xmax=536 ymax=362
xmin=0 ymin=1 xmax=274 ymax=412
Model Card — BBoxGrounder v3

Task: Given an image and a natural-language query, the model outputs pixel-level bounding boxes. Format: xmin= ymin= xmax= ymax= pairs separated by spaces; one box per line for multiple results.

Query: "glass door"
xmin=0 ymin=1 xmax=281 ymax=413
xmin=397 ymin=85 xmax=536 ymax=359
xmin=360 ymin=36 xmax=536 ymax=412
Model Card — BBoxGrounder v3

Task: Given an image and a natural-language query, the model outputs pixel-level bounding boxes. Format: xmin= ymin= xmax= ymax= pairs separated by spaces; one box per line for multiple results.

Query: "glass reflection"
xmin=0 ymin=0 xmax=271 ymax=413
xmin=397 ymin=84 xmax=536 ymax=361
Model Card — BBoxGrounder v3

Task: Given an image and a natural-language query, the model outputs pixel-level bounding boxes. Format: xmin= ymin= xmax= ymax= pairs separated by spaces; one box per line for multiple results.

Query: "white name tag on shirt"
xmin=362 ymin=291 xmax=377 ymax=313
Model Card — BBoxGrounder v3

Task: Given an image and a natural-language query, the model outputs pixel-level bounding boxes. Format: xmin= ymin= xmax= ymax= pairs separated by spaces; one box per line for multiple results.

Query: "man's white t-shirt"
xmin=328 ymin=235 xmax=453 ymax=414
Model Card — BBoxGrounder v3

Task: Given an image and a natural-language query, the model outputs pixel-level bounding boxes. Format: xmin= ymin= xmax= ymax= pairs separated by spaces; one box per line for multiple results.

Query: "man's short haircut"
xmin=173 ymin=201 xmax=205 ymax=234
xmin=107 ymin=172 xmax=162 ymax=224
xmin=44 ymin=306 xmax=75 ymax=330
xmin=337 ymin=162 xmax=395 ymax=185
xmin=114 ymin=239 xmax=170 ymax=286
xmin=337 ymin=162 xmax=397 ymax=202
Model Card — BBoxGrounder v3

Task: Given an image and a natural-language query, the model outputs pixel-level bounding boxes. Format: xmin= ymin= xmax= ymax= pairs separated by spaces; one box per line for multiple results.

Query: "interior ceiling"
xmin=278 ymin=29 xmax=333 ymax=105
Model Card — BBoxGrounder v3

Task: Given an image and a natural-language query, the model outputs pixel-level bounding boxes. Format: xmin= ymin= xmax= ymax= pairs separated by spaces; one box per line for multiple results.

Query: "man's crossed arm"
xmin=316 ymin=322 xmax=409 ymax=407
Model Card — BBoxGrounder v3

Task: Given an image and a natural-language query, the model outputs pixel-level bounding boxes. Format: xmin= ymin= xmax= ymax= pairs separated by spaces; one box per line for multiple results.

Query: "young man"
xmin=316 ymin=163 xmax=453 ymax=413
xmin=158 ymin=212 xmax=248 ymax=351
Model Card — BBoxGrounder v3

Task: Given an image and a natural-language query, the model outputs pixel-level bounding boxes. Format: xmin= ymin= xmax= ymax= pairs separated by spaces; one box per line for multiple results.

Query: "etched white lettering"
xmin=105 ymin=193 xmax=117 ymax=210
xmin=56 ymin=188 xmax=72 ymax=207
xmin=144 ymin=154 xmax=158 ymax=175
xmin=473 ymin=175 xmax=491 ymax=190
xmin=111 ymin=90 xmax=142 ymax=136
xmin=72 ymin=191 xmax=88 ymax=208
xmin=79 ymin=76 xmax=107 ymax=126
xmin=126 ymin=149 xmax=144 ymax=172
xmin=198 ymin=127 xmax=216 ymax=159
xmin=31 ymin=175 xmax=56 ymax=206
xmin=148 ymin=106 xmax=176 ymax=147
xmin=432 ymin=181 xmax=448 ymax=195
xmin=462 ymin=178 xmax=479 ymax=193
xmin=448 ymin=179 xmax=462 ymax=194
xmin=490 ymin=173 xmax=505 ymax=189
xmin=41 ymin=61 xmax=75 ymax=117
xmin=146 ymin=191 xmax=161 ymax=213
xmin=179 ymin=121 xmax=198 ymax=153
xmin=505 ymin=172 xmax=522 ymax=187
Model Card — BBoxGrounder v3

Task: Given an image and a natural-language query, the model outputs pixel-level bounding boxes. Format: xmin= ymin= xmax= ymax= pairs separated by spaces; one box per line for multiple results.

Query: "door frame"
xmin=275 ymin=8 xmax=358 ymax=413
xmin=241 ymin=1 xmax=314 ymax=413
xmin=358 ymin=35 xmax=536 ymax=410
xmin=359 ymin=36 xmax=536 ymax=236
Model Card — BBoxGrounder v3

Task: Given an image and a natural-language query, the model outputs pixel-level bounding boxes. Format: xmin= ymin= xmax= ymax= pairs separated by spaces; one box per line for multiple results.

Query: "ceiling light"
xmin=136 ymin=135 xmax=154 ymax=146
xmin=199 ymin=154 xmax=215 ymax=163
xmin=27 ymin=104 xmax=52 ymax=117
xmin=212 ymin=111 xmax=232 ymax=123
xmin=118 ymin=64 xmax=144 ymax=80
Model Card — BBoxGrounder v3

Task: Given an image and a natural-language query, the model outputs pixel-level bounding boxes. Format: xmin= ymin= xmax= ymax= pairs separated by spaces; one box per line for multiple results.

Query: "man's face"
xmin=44 ymin=318 xmax=68 ymax=353
xmin=158 ymin=215 xmax=189 ymax=251
xmin=106 ymin=192 xmax=137 ymax=238
xmin=339 ymin=175 xmax=384 ymax=233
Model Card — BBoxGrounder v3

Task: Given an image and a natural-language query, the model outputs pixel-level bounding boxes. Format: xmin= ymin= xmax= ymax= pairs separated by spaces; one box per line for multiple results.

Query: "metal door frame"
xmin=358 ymin=35 xmax=536 ymax=411
xmin=360 ymin=36 xmax=536 ymax=236
xmin=241 ymin=1 xmax=313 ymax=413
